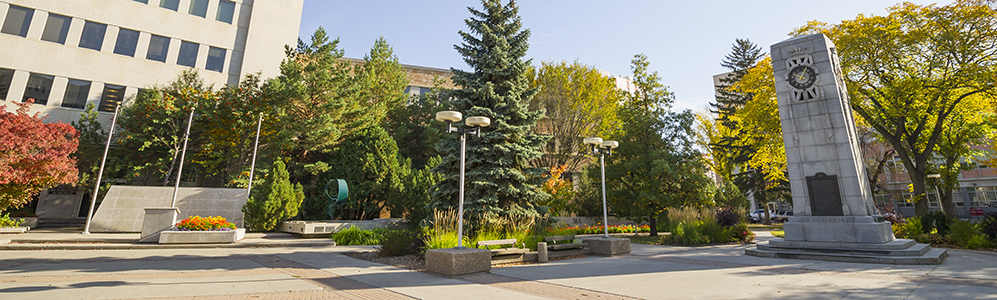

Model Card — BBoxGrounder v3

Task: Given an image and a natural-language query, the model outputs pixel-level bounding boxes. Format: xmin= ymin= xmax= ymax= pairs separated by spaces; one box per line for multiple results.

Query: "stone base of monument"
xmin=747 ymin=238 xmax=948 ymax=265
xmin=583 ymin=237 xmax=631 ymax=256
xmin=425 ymin=248 xmax=491 ymax=276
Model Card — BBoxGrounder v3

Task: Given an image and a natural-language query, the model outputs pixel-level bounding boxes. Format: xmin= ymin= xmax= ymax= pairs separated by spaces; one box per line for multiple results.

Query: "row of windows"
xmin=132 ymin=0 xmax=237 ymax=24
xmin=875 ymin=186 xmax=997 ymax=208
xmin=1 ymin=67 xmax=125 ymax=113
xmin=2 ymin=5 xmax=228 ymax=72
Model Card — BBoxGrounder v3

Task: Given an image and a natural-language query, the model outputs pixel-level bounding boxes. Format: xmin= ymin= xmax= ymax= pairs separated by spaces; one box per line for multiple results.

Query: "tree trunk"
xmin=940 ymin=188 xmax=958 ymax=219
xmin=762 ymin=205 xmax=772 ymax=225
xmin=649 ymin=213 xmax=658 ymax=237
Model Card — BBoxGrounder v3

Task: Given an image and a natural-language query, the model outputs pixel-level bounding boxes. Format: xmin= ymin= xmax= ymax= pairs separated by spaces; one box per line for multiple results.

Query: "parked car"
xmin=748 ymin=210 xmax=775 ymax=223
xmin=773 ymin=211 xmax=794 ymax=223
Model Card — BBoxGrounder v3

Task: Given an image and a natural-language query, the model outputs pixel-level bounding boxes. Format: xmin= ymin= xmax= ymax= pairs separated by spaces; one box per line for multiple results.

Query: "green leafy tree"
xmin=387 ymin=156 xmax=444 ymax=227
xmin=527 ymin=60 xmax=623 ymax=172
xmin=606 ymin=54 xmax=713 ymax=236
xmin=934 ymin=93 xmax=994 ymax=218
xmin=71 ymin=103 xmax=106 ymax=192
xmin=793 ymin=0 xmax=997 ymax=216
xmin=114 ymin=70 xmax=209 ymax=186
xmin=194 ymin=74 xmax=274 ymax=188
xmin=385 ymin=80 xmax=454 ymax=169
xmin=317 ymin=127 xmax=403 ymax=220
xmin=354 ymin=36 xmax=409 ymax=129
xmin=431 ymin=0 xmax=550 ymax=223
xmin=243 ymin=159 xmax=303 ymax=231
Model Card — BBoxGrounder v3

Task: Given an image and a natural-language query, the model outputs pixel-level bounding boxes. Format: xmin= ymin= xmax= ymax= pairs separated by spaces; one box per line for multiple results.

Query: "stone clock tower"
xmin=746 ymin=33 xmax=947 ymax=264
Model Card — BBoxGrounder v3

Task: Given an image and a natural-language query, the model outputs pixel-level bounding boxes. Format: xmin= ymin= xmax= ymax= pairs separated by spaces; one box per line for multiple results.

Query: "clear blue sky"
xmin=298 ymin=0 xmax=947 ymax=112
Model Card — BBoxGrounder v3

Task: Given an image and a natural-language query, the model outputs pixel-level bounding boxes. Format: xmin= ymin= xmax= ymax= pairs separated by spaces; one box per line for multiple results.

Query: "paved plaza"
xmin=1 ymin=231 xmax=995 ymax=299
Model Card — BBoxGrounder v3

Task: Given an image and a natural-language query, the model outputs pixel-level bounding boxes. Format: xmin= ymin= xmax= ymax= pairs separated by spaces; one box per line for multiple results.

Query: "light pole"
xmin=82 ymin=101 xmax=121 ymax=235
xmin=927 ymin=173 xmax=943 ymax=215
xmin=436 ymin=110 xmax=490 ymax=248
xmin=584 ymin=137 xmax=619 ymax=238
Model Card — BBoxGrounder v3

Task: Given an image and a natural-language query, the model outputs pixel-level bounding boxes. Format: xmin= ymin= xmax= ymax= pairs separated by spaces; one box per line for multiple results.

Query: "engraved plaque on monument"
xmin=806 ymin=173 xmax=843 ymax=216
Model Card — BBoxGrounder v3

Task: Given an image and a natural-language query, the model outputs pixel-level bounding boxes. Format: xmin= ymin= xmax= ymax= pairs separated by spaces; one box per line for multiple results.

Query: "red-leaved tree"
xmin=0 ymin=100 xmax=79 ymax=211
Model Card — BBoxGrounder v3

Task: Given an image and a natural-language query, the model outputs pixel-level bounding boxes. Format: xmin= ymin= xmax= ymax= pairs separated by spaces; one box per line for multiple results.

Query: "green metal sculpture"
xmin=324 ymin=179 xmax=348 ymax=220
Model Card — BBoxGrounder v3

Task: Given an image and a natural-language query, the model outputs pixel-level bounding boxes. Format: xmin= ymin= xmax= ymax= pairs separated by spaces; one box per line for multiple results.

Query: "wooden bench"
xmin=544 ymin=235 xmax=585 ymax=251
xmin=476 ymin=239 xmax=529 ymax=256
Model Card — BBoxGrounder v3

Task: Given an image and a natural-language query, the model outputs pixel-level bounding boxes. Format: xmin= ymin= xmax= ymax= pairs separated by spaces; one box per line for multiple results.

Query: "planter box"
xmin=0 ymin=227 xmax=29 ymax=234
xmin=159 ymin=228 xmax=245 ymax=244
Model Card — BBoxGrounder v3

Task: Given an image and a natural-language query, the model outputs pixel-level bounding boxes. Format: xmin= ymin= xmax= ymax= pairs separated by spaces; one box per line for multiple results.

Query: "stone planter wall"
xmin=14 ymin=217 xmax=38 ymax=229
xmin=159 ymin=228 xmax=245 ymax=244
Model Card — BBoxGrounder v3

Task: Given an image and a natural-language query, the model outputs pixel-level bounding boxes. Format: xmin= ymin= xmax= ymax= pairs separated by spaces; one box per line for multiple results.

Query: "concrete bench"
xmin=544 ymin=235 xmax=585 ymax=251
xmin=476 ymin=239 xmax=529 ymax=256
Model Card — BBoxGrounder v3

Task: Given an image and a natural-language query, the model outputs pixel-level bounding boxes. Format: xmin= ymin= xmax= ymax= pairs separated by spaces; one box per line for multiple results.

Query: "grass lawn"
xmin=747 ymin=223 xmax=784 ymax=230
xmin=626 ymin=234 xmax=671 ymax=245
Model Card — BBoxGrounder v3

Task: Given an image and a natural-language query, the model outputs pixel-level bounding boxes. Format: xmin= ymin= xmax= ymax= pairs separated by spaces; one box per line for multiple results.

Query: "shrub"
xmin=715 ymin=207 xmax=740 ymax=228
xmin=378 ymin=229 xmax=424 ymax=257
xmin=965 ymin=234 xmax=996 ymax=250
xmin=332 ymin=226 xmax=385 ymax=245
xmin=728 ymin=223 xmax=755 ymax=243
xmin=895 ymin=217 xmax=923 ymax=239
xmin=0 ymin=213 xmax=22 ymax=227
xmin=981 ymin=213 xmax=997 ymax=240
xmin=949 ymin=220 xmax=978 ymax=247
xmin=243 ymin=159 xmax=304 ymax=232
xmin=914 ymin=233 xmax=950 ymax=245
xmin=175 ymin=216 xmax=236 ymax=231
xmin=919 ymin=211 xmax=951 ymax=235
xmin=423 ymin=231 xmax=461 ymax=249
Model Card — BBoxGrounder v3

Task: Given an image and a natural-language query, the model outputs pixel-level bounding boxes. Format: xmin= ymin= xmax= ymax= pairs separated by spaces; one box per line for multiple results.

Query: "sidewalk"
xmin=0 ymin=231 xmax=995 ymax=299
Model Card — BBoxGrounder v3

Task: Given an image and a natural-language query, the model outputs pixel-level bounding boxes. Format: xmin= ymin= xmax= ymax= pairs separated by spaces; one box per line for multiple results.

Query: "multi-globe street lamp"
xmin=436 ymin=110 xmax=490 ymax=248
xmin=583 ymin=137 xmax=619 ymax=238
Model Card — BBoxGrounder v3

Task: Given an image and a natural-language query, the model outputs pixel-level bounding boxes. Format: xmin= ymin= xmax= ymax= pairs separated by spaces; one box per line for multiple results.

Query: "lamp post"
xmin=927 ymin=173 xmax=943 ymax=215
xmin=436 ymin=110 xmax=490 ymax=248
xmin=584 ymin=137 xmax=619 ymax=238
xmin=82 ymin=101 xmax=121 ymax=235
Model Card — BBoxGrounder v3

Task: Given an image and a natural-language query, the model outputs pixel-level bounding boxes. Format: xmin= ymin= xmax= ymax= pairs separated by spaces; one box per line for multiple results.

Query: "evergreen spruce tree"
xmin=243 ymin=159 xmax=304 ymax=231
xmin=431 ymin=0 xmax=549 ymax=223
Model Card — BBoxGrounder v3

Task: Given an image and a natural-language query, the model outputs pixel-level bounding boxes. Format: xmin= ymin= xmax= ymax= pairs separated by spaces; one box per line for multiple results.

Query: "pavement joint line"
xmin=246 ymin=255 xmax=417 ymax=300
xmin=0 ymin=269 xmax=284 ymax=284
xmin=630 ymin=254 xmax=997 ymax=288
xmin=115 ymin=290 xmax=352 ymax=300
xmin=461 ymin=272 xmax=643 ymax=300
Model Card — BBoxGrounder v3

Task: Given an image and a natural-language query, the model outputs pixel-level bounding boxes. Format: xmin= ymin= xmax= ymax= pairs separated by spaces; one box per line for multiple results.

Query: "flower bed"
xmin=160 ymin=216 xmax=243 ymax=244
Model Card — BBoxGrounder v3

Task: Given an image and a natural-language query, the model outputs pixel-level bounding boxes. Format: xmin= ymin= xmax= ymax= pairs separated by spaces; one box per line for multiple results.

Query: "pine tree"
xmin=431 ymin=0 xmax=550 ymax=223
xmin=243 ymin=159 xmax=303 ymax=231
xmin=712 ymin=38 xmax=763 ymax=163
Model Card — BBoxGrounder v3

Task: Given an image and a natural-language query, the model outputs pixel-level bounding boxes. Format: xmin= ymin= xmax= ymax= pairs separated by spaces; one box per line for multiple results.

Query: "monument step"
xmin=770 ymin=238 xmax=916 ymax=250
xmin=757 ymin=242 xmax=930 ymax=257
xmin=746 ymin=246 xmax=947 ymax=265
xmin=36 ymin=219 xmax=86 ymax=228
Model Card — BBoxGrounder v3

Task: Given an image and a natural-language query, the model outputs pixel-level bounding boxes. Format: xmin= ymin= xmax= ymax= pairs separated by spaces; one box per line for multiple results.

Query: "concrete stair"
xmin=746 ymin=238 xmax=948 ymax=265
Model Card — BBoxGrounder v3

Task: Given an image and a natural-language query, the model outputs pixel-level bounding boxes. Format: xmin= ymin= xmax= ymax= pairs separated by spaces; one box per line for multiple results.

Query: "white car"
xmin=748 ymin=210 xmax=775 ymax=223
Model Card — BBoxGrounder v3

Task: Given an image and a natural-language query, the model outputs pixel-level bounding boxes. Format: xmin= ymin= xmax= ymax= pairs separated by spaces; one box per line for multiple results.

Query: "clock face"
xmin=788 ymin=65 xmax=818 ymax=89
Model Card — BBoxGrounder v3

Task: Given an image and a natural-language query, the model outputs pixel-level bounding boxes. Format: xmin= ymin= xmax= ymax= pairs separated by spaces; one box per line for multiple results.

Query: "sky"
xmin=298 ymin=0 xmax=949 ymax=112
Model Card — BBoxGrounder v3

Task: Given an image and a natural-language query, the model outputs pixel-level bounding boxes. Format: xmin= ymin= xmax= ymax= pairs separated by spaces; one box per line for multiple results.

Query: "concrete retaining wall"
xmin=89 ymin=186 xmax=248 ymax=233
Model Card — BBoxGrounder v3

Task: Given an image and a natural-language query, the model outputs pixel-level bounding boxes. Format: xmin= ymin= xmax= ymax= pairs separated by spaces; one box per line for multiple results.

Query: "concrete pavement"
xmin=1 ymin=231 xmax=996 ymax=299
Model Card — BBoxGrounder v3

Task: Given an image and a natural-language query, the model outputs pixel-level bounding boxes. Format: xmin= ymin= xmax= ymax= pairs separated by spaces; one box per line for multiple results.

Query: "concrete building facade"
xmin=0 ymin=0 xmax=303 ymax=125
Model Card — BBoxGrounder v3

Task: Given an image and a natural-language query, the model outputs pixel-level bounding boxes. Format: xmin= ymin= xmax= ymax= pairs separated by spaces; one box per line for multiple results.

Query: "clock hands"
xmin=793 ymin=70 xmax=808 ymax=82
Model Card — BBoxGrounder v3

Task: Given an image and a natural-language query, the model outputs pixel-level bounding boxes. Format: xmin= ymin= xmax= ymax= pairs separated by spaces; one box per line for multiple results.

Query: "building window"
xmin=160 ymin=0 xmax=180 ymax=11
xmin=146 ymin=35 xmax=170 ymax=62
xmin=0 ymin=68 xmax=14 ymax=100
xmin=113 ymin=28 xmax=140 ymax=57
xmin=78 ymin=21 xmax=107 ymax=51
xmin=61 ymin=79 xmax=91 ymax=109
xmin=189 ymin=0 xmax=209 ymax=18
xmin=216 ymin=0 xmax=236 ymax=24
xmin=205 ymin=47 xmax=226 ymax=72
xmin=98 ymin=84 xmax=125 ymax=112
xmin=41 ymin=13 xmax=72 ymax=44
xmin=23 ymin=73 xmax=54 ymax=106
xmin=133 ymin=0 xmax=149 ymax=4
xmin=1 ymin=5 xmax=33 ymax=37
xmin=177 ymin=41 xmax=199 ymax=67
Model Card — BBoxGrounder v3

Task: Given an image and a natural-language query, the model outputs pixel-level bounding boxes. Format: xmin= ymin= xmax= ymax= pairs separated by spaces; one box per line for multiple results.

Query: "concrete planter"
xmin=0 ymin=227 xmax=29 ymax=234
xmin=159 ymin=228 xmax=245 ymax=244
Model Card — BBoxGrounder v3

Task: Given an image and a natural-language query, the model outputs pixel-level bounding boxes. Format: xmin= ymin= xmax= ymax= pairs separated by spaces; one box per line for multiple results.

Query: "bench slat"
xmin=476 ymin=239 xmax=519 ymax=247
